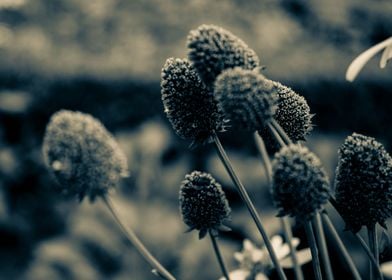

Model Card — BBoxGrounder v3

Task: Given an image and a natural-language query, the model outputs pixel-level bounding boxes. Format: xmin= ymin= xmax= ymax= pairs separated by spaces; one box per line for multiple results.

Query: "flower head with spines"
xmin=272 ymin=144 xmax=330 ymax=221
xmin=187 ymin=24 xmax=259 ymax=87
xmin=214 ymin=68 xmax=278 ymax=131
xmin=161 ymin=58 xmax=224 ymax=145
xmin=179 ymin=171 xmax=231 ymax=239
xmin=335 ymin=133 xmax=392 ymax=232
xmin=42 ymin=110 xmax=128 ymax=201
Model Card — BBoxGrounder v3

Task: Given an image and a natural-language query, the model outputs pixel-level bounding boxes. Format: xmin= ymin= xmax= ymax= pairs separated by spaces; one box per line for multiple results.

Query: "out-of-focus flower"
xmin=214 ymin=68 xmax=278 ymax=131
xmin=179 ymin=171 xmax=231 ymax=239
xmin=42 ymin=110 xmax=128 ymax=201
xmin=346 ymin=37 xmax=392 ymax=82
xmin=335 ymin=133 xmax=392 ymax=232
xmin=272 ymin=144 xmax=330 ymax=221
xmin=161 ymin=58 xmax=224 ymax=144
xmin=188 ymin=24 xmax=259 ymax=86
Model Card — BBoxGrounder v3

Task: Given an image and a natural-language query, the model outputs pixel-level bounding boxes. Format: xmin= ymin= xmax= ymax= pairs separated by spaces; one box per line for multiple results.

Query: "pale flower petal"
xmin=219 ymin=269 xmax=250 ymax=280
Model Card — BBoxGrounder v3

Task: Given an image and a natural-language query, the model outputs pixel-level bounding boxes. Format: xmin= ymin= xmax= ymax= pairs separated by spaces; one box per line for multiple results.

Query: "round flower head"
xmin=187 ymin=24 xmax=259 ymax=86
xmin=179 ymin=171 xmax=231 ymax=239
xmin=272 ymin=144 xmax=330 ymax=221
xmin=335 ymin=133 xmax=392 ymax=232
xmin=214 ymin=68 xmax=278 ymax=131
xmin=42 ymin=110 xmax=128 ymax=201
xmin=161 ymin=58 xmax=224 ymax=144
xmin=258 ymin=80 xmax=313 ymax=152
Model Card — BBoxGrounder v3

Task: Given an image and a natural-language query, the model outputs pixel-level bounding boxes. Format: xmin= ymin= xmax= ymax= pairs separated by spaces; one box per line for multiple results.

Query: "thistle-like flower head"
xmin=335 ymin=133 xmax=392 ymax=232
xmin=272 ymin=144 xmax=330 ymax=221
xmin=187 ymin=24 xmax=259 ymax=86
xmin=42 ymin=110 xmax=128 ymax=201
xmin=179 ymin=171 xmax=231 ymax=239
xmin=161 ymin=58 xmax=224 ymax=144
xmin=214 ymin=68 xmax=278 ymax=131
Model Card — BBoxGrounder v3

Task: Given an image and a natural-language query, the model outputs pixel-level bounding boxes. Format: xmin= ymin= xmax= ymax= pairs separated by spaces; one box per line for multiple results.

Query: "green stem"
xmin=368 ymin=224 xmax=380 ymax=280
xmin=268 ymin=123 xmax=286 ymax=147
xmin=312 ymin=213 xmax=334 ymax=280
xmin=209 ymin=231 xmax=231 ymax=280
xmin=271 ymin=119 xmax=293 ymax=145
xmin=321 ymin=213 xmax=362 ymax=280
xmin=212 ymin=132 xmax=287 ymax=280
xmin=254 ymin=132 xmax=303 ymax=280
xmin=305 ymin=220 xmax=323 ymax=280
xmin=102 ymin=196 xmax=176 ymax=280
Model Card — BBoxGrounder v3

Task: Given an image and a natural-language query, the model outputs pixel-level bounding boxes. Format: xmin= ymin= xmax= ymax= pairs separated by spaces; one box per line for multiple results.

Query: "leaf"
xmin=280 ymin=248 xmax=312 ymax=268
xmin=346 ymin=37 xmax=392 ymax=82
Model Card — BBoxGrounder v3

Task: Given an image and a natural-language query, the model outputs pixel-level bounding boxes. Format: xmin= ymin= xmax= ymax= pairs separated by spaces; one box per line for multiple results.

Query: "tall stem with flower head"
xmin=305 ymin=221 xmax=323 ymax=280
xmin=209 ymin=231 xmax=231 ymax=280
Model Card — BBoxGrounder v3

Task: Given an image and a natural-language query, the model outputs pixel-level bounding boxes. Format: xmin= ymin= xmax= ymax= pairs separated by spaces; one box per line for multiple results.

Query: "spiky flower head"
xmin=187 ymin=24 xmax=259 ymax=86
xmin=258 ymin=80 xmax=313 ymax=152
xmin=42 ymin=110 xmax=128 ymax=201
xmin=214 ymin=68 xmax=278 ymax=131
xmin=179 ymin=171 xmax=231 ymax=239
xmin=161 ymin=58 xmax=224 ymax=144
xmin=272 ymin=144 xmax=330 ymax=221
xmin=335 ymin=133 xmax=392 ymax=232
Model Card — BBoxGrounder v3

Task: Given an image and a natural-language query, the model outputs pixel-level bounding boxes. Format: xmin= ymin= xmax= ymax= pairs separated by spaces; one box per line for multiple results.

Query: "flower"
xmin=272 ymin=144 xmax=330 ymax=221
xmin=179 ymin=171 xmax=231 ymax=239
xmin=161 ymin=58 xmax=224 ymax=144
xmin=42 ymin=110 xmax=128 ymax=201
xmin=214 ymin=68 xmax=278 ymax=131
xmin=335 ymin=133 xmax=392 ymax=232
xmin=346 ymin=37 xmax=392 ymax=82
xmin=187 ymin=24 xmax=259 ymax=86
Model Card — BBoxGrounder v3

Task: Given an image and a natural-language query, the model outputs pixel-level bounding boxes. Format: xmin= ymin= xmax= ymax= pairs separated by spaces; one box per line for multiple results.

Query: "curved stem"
xmin=254 ymin=132 xmax=302 ymax=280
xmin=321 ymin=213 xmax=362 ymax=280
xmin=102 ymin=196 xmax=176 ymax=280
xmin=212 ymin=132 xmax=287 ymax=280
xmin=209 ymin=231 xmax=231 ymax=280
xmin=312 ymin=213 xmax=334 ymax=280
xmin=305 ymin=220 xmax=323 ymax=280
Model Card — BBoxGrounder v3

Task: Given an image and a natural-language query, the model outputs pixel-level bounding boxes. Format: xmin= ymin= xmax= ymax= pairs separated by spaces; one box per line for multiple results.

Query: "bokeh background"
xmin=0 ymin=0 xmax=391 ymax=279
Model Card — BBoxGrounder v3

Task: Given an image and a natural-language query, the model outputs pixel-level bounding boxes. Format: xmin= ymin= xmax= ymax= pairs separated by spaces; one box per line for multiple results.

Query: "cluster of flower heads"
xmin=42 ymin=110 xmax=128 ymax=201
xmin=179 ymin=171 xmax=231 ymax=239
xmin=335 ymin=133 xmax=392 ymax=232
xmin=271 ymin=144 xmax=330 ymax=221
xmin=161 ymin=24 xmax=313 ymax=146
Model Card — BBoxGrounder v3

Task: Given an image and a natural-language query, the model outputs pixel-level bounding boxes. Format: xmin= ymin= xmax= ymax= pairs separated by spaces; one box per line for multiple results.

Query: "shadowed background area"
xmin=0 ymin=0 xmax=391 ymax=279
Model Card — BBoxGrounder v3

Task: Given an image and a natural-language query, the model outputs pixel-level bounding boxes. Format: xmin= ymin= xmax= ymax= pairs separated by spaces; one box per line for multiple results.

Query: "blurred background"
xmin=0 ymin=0 xmax=391 ymax=279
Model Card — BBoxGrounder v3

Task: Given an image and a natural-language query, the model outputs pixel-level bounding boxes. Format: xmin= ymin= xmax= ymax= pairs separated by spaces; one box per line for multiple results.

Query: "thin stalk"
xmin=321 ymin=213 xmax=362 ymax=280
xmin=312 ymin=213 xmax=334 ymax=280
xmin=212 ymin=132 xmax=287 ymax=280
xmin=305 ymin=220 xmax=323 ymax=280
xmin=268 ymin=123 xmax=286 ymax=147
xmin=254 ymin=132 xmax=303 ymax=280
xmin=102 ymin=196 xmax=176 ymax=280
xmin=209 ymin=231 xmax=231 ymax=280
xmin=271 ymin=119 xmax=292 ymax=145
xmin=329 ymin=195 xmax=382 ymax=279
xmin=368 ymin=224 xmax=380 ymax=280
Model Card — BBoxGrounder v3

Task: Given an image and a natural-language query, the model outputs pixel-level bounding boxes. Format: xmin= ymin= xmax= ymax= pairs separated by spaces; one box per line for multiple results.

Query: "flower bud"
xmin=272 ymin=144 xmax=330 ymax=221
xmin=335 ymin=133 xmax=392 ymax=232
xmin=179 ymin=171 xmax=231 ymax=239
xmin=187 ymin=24 xmax=259 ymax=86
xmin=161 ymin=58 xmax=223 ymax=144
xmin=42 ymin=110 xmax=128 ymax=201
xmin=214 ymin=68 xmax=278 ymax=131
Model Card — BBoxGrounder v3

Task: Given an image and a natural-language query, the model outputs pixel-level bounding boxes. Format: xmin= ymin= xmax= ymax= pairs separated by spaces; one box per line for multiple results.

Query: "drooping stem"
xmin=329 ymin=195 xmax=382 ymax=279
xmin=102 ymin=196 xmax=176 ymax=280
xmin=209 ymin=231 xmax=231 ymax=280
xmin=212 ymin=132 xmax=287 ymax=280
xmin=312 ymin=213 xmax=334 ymax=280
xmin=254 ymin=132 xmax=303 ymax=280
xmin=321 ymin=212 xmax=362 ymax=280
xmin=305 ymin=220 xmax=323 ymax=280
xmin=368 ymin=224 xmax=380 ymax=280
